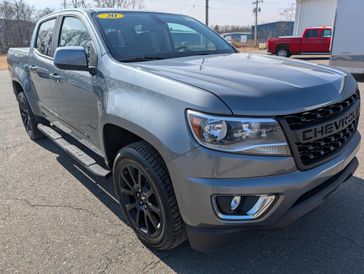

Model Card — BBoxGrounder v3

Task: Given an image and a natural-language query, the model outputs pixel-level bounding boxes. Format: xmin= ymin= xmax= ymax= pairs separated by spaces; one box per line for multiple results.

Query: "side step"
xmin=37 ymin=124 xmax=111 ymax=178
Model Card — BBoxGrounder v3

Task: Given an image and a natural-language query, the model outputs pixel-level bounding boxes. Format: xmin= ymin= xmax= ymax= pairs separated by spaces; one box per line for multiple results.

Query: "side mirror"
xmin=54 ymin=46 xmax=89 ymax=71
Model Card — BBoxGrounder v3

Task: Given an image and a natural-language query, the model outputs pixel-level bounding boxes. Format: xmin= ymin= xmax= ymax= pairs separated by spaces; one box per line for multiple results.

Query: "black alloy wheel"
xmin=119 ymin=161 xmax=162 ymax=237
xmin=17 ymin=92 xmax=44 ymax=140
xmin=113 ymin=141 xmax=186 ymax=250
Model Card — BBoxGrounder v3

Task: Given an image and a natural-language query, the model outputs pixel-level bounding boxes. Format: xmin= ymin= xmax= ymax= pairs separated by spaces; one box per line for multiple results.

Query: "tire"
xmin=17 ymin=92 xmax=44 ymax=140
xmin=276 ymin=47 xmax=290 ymax=57
xmin=113 ymin=141 xmax=186 ymax=250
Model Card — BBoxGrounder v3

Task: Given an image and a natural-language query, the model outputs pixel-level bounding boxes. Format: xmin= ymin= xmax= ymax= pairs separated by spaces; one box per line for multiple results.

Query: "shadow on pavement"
xmin=34 ymin=138 xmax=364 ymax=273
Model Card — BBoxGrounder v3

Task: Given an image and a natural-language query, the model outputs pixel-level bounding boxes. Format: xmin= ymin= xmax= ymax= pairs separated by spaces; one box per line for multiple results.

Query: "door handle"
xmin=29 ymin=65 xmax=37 ymax=72
xmin=49 ymin=73 xmax=62 ymax=83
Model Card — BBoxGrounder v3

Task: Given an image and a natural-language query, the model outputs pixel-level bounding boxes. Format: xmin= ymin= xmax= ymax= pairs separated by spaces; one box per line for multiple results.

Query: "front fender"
xmin=97 ymin=56 xmax=232 ymax=164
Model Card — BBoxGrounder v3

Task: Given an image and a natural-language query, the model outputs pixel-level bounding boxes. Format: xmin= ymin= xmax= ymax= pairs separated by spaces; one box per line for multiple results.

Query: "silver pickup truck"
xmin=7 ymin=9 xmax=361 ymax=251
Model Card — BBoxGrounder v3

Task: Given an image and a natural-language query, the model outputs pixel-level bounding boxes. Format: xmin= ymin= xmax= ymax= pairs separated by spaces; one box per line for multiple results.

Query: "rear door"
xmin=50 ymin=15 xmax=100 ymax=147
xmin=301 ymin=29 xmax=321 ymax=52
xmin=29 ymin=17 xmax=59 ymax=114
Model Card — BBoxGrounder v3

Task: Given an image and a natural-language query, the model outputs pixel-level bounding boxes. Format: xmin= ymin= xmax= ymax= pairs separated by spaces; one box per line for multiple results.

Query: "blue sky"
xmin=30 ymin=0 xmax=292 ymax=26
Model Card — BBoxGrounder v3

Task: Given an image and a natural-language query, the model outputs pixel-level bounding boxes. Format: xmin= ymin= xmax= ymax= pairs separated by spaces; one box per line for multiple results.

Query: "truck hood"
xmin=132 ymin=53 xmax=353 ymax=116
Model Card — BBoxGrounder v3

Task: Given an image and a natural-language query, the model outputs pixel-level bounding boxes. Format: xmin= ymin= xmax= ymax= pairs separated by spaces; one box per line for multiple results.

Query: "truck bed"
xmin=7 ymin=47 xmax=30 ymax=73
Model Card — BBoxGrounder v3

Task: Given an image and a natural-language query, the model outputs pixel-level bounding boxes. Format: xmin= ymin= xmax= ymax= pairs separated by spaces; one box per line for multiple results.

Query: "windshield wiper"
xmin=120 ymin=56 xmax=165 ymax=62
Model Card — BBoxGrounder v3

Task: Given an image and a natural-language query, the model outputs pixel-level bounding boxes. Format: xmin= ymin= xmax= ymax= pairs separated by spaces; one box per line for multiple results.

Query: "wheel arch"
xmin=277 ymin=44 xmax=290 ymax=52
xmin=12 ymin=80 xmax=24 ymax=97
xmin=101 ymin=121 xmax=174 ymax=170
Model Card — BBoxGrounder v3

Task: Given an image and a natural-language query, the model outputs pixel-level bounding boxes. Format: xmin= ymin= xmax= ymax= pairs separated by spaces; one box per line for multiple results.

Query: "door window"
xmin=322 ymin=29 xmax=332 ymax=38
xmin=36 ymin=19 xmax=57 ymax=57
xmin=305 ymin=29 xmax=319 ymax=38
xmin=59 ymin=17 xmax=94 ymax=63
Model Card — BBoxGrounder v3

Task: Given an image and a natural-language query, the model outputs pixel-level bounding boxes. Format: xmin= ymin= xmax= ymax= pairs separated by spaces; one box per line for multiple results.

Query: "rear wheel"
xmin=113 ymin=141 xmax=186 ymax=250
xmin=276 ymin=47 xmax=290 ymax=57
xmin=17 ymin=92 xmax=44 ymax=140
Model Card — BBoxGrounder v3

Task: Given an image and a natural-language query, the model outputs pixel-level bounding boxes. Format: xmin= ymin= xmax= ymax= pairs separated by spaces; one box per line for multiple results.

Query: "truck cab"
xmin=267 ymin=27 xmax=332 ymax=57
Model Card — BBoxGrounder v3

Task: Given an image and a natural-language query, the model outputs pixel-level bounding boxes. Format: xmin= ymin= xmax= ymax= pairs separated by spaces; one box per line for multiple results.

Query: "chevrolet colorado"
xmin=268 ymin=27 xmax=332 ymax=57
xmin=7 ymin=9 xmax=361 ymax=251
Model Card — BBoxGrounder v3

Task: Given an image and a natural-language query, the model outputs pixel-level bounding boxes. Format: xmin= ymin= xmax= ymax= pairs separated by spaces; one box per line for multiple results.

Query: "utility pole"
xmin=63 ymin=0 xmax=67 ymax=9
xmin=205 ymin=0 xmax=209 ymax=26
xmin=253 ymin=0 xmax=263 ymax=46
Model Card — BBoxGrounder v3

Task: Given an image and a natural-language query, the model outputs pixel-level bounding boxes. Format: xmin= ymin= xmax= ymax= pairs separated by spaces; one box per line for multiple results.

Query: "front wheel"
xmin=113 ymin=141 xmax=186 ymax=250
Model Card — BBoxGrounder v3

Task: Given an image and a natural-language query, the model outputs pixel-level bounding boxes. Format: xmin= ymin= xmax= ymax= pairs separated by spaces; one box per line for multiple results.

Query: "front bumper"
xmin=167 ymin=132 xmax=361 ymax=251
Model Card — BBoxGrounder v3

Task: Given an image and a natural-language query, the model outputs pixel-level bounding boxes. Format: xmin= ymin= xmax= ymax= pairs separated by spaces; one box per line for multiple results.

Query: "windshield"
xmin=92 ymin=11 xmax=236 ymax=62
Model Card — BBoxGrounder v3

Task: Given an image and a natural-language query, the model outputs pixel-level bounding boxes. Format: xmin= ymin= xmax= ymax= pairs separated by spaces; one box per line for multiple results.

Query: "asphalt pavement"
xmin=1 ymin=61 xmax=364 ymax=273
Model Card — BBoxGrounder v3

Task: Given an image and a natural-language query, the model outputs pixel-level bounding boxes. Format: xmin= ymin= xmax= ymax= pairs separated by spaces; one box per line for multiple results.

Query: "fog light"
xmin=213 ymin=194 xmax=276 ymax=220
xmin=230 ymin=196 xmax=242 ymax=211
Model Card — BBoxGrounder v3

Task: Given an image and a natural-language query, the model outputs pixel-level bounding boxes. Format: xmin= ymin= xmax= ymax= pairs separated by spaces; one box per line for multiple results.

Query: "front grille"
xmin=279 ymin=90 xmax=360 ymax=170
xmin=284 ymin=91 xmax=360 ymax=130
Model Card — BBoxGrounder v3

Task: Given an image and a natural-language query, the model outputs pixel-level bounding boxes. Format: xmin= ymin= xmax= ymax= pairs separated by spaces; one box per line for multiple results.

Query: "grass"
xmin=0 ymin=55 xmax=7 ymax=70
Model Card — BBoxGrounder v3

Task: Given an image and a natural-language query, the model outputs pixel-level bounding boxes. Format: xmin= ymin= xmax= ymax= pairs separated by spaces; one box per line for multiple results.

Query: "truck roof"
xmin=306 ymin=26 xmax=332 ymax=29
xmin=40 ymin=8 xmax=184 ymax=20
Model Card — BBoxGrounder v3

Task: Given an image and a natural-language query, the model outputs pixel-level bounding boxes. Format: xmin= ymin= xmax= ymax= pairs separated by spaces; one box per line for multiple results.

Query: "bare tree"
xmin=36 ymin=7 xmax=54 ymax=19
xmin=128 ymin=0 xmax=144 ymax=9
xmin=61 ymin=0 xmax=88 ymax=8
xmin=279 ymin=0 xmax=296 ymax=21
xmin=214 ymin=25 xmax=251 ymax=34
xmin=0 ymin=0 xmax=35 ymax=50
xmin=93 ymin=0 xmax=144 ymax=9
xmin=0 ymin=0 xmax=15 ymax=48
xmin=12 ymin=0 xmax=34 ymax=46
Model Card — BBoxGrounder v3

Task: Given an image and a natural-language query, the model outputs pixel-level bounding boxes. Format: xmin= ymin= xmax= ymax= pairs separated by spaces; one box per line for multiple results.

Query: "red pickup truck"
xmin=267 ymin=27 xmax=332 ymax=57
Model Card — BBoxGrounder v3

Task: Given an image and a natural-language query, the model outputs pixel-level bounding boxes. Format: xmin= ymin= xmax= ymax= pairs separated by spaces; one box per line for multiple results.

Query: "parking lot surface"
xmin=1 ymin=61 xmax=364 ymax=273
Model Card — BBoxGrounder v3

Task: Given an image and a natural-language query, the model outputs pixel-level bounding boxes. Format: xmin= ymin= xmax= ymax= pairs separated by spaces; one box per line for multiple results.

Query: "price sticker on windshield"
xmin=97 ymin=13 xmax=125 ymax=19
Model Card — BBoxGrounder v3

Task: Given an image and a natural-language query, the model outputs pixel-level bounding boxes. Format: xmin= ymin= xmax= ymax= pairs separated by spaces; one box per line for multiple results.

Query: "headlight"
xmin=187 ymin=110 xmax=291 ymax=156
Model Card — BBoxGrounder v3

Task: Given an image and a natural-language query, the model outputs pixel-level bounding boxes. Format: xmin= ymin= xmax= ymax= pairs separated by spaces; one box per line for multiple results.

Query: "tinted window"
xmin=93 ymin=12 xmax=234 ymax=62
xmin=305 ymin=29 xmax=319 ymax=38
xmin=36 ymin=19 xmax=56 ymax=57
xmin=323 ymin=29 xmax=332 ymax=38
xmin=59 ymin=17 xmax=93 ymax=59
xmin=168 ymin=23 xmax=216 ymax=51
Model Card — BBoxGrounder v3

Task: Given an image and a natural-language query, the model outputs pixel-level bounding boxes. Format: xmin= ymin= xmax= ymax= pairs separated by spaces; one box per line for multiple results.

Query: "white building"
xmin=294 ymin=0 xmax=337 ymax=35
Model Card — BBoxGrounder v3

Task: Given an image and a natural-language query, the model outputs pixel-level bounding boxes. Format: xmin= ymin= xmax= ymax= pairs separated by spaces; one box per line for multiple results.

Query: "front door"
xmin=301 ymin=29 xmax=322 ymax=53
xmin=50 ymin=16 xmax=100 ymax=147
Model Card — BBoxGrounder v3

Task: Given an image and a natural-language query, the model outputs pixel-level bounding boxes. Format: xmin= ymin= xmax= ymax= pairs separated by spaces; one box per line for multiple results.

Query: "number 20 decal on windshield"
xmin=97 ymin=13 xmax=125 ymax=19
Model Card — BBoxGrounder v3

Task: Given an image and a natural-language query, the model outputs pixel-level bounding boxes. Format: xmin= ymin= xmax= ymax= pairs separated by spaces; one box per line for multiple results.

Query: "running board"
xmin=37 ymin=124 xmax=111 ymax=178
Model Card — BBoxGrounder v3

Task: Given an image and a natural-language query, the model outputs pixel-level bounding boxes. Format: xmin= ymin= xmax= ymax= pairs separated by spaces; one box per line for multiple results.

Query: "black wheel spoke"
xmin=137 ymin=171 xmax=142 ymax=188
xmin=120 ymin=187 xmax=134 ymax=196
xmin=144 ymin=188 xmax=153 ymax=198
xmin=144 ymin=213 xmax=150 ymax=234
xmin=135 ymin=208 xmax=141 ymax=226
xmin=126 ymin=202 xmax=136 ymax=212
xmin=147 ymin=212 xmax=159 ymax=230
xmin=148 ymin=203 xmax=161 ymax=215
xmin=120 ymin=172 xmax=134 ymax=191
xmin=127 ymin=165 xmax=138 ymax=187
